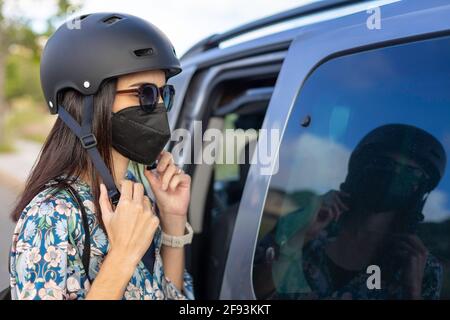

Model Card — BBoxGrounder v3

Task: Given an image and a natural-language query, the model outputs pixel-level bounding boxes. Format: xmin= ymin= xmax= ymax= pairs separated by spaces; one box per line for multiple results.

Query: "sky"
xmin=270 ymin=34 xmax=450 ymax=223
xmin=3 ymin=0 xmax=318 ymax=55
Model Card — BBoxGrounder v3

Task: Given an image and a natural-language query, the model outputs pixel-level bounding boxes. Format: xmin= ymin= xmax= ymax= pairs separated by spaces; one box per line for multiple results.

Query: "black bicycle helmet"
xmin=39 ymin=12 xmax=182 ymax=204
xmin=348 ymin=124 xmax=446 ymax=191
xmin=41 ymin=12 xmax=181 ymax=114
xmin=340 ymin=124 xmax=447 ymax=231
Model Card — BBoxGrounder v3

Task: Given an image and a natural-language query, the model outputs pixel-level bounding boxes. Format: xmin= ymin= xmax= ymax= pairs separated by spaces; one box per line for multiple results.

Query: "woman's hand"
xmin=99 ymin=181 xmax=160 ymax=265
xmin=144 ymin=151 xmax=191 ymax=236
xmin=392 ymin=234 xmax=428 ymax=299
xmin=144 ymin=151 xmax=191 ymax=291
xmin=304 ymin=190 xmax=349 ymax=243
xmin=85 ymin=181 xmax=160 ymax=300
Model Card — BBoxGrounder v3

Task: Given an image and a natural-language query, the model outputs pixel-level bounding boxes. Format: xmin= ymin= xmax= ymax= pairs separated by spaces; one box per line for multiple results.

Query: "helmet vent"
xmin=103 ymin=15 xmax=123 ymax=25
xmin=134 ymin=48 xmax=154 ymax=57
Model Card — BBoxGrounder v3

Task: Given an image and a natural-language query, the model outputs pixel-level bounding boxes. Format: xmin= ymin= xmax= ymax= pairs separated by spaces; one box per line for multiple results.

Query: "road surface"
xmin=0 ymin=184 xmax=17 ymax=289
xmin=0 ymin=140 xmax=41 ymax=290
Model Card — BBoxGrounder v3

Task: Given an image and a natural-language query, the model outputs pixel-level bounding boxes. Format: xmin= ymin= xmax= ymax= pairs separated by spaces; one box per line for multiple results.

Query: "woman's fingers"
xmin=395 ymin=235 xmax=428 ymax=256
xmin=168 ymin=172 xmax=191 ymax=191
xmin=144 ymin=167 xmax=162 ymax=190
xmin=156 ymin=151 xmax=174 ymax=174
xmin=331 ymin=202 xmax=340 ymax=218
xmin=395 ymin=240 xmax=415 ymax=253
xmin=334 ymin=192 xmax=349 ymax=211
xmin=99 ymin=183 xmax=113 ymax=215
xmin=132 ymin=182 xmax=144 ymax=205
xmin=161 ymin=164 xmax=177 ymax=191
xmin=155 ymin=151 xmax=164 ymax=162
xmin=120 ymin=179 xmax=133 ymax=201
xmin=145 ymin=152 xmax=188 ymax=193
xmin=142 ymin=196 xmax=159 ymax=229
xmin=394 ymin=238 xmax=426 ymax=262
xmin=317 ymin=207 xmax=334 ymax=225
xmin=325 ymin=208 xmax=336 ymax=225
xmin=103 ymin=181 xmax=161 ymax=262
xmin=99 ymin=184 xmax=113 ymax=231
xmin=405 ymin=235 xmax=427 ymax=254
xmin=319 ymin=191 xmax=347 ymax=222
xmin=143 ymin=195 xmax=152 ymax=214
xmin=339 ymin=190 xmax=350 ymax=197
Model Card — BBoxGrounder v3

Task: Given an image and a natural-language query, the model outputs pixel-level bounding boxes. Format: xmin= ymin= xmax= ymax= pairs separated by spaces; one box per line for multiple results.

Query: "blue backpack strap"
xmin=126 ymin=170 xmax=157 ymax=275
xmin=64 ymin=184 xmax=92 ymax=282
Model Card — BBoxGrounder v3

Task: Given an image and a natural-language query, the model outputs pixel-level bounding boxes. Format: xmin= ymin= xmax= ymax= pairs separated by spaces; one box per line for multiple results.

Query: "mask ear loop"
xmin=58 ymin=95 xmax=121 ymax=205
xmin=417 ymin=191 xmax=429 ymax=222
xmin=402 ymin=188 xmax=428 ymax=234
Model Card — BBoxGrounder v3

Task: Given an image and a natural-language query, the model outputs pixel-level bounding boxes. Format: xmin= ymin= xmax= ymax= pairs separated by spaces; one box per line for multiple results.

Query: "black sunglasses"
xmin=369 ymin=155 xmax=429 ymax=180
xmin=116 ymin=83 xmax=175 ymax=112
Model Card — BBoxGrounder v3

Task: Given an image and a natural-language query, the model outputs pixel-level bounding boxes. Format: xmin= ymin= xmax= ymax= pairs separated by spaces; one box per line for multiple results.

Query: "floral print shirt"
xmin=9 ymin=173 xmax=194 ymax=300
xmin=299 ymin=232 xmax=442 ymax=300
xmin=255 ymin=230 xmax=442 ymax=300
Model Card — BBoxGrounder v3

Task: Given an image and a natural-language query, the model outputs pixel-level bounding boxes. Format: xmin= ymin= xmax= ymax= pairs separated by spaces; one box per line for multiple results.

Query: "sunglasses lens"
xmin=140 ymin=84 xmax=158 ymax=112
xmin=162 ymin=85 xmax=175 ymax=111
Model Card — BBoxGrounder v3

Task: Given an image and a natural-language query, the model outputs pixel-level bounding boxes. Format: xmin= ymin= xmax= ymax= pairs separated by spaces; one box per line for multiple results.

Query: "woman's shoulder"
xmin=11 ymin=178 xmax=95 ymax=259
xmin=419 ymin=252 xmax=443 ymax=299
xmin=10 ymin=180 xmax=92 ymax=300
xmin=25 ymin=183 xmax=79 ymax=213
xmin=15 ymin=178 xmax=93 ymax=233
xmin=424 ymin=252 xmax=443 ymax=281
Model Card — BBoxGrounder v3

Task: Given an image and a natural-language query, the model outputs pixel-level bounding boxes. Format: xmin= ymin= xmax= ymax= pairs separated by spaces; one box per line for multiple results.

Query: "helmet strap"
xmin=57 ymin=94 xmax=121 ymax=205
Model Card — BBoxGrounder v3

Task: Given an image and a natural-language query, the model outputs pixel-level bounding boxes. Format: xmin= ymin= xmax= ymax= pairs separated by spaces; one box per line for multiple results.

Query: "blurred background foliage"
xmin=0 ymin=0 xmax=82 ymax=152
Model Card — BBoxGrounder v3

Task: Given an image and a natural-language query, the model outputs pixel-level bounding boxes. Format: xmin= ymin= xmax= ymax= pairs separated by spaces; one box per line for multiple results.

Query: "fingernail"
xmin=147 ymin=161 xmax=158 ymax=171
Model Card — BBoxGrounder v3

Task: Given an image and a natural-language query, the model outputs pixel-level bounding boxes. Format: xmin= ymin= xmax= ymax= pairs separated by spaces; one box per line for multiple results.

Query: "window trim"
xmin=171 ymin=51 xmax=286 ymax=169
xmin=167 ymin=66 xmax=197 ymax=131
xmin=220 ymin=0 xmax=450 ymax=299
xmin=170 ymin=52 xmax=285 ymax=298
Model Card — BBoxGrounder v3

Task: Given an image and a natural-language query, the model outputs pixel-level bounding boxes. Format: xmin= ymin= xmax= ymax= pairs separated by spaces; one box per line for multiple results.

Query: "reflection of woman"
xmin=8 ymin=13 xmax=193 ymax=300
xmin=255 ymin=124 xmax=447 ymax=299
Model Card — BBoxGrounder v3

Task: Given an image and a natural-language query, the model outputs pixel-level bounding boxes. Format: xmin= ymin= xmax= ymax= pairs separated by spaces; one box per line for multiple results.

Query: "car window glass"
xmin=253 ymin=35 xmax=450 ymax=300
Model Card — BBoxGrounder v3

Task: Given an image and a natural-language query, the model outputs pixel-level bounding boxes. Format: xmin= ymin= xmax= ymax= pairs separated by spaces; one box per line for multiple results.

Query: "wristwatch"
xmin=161 ymin=222 xmax=194 ymax=248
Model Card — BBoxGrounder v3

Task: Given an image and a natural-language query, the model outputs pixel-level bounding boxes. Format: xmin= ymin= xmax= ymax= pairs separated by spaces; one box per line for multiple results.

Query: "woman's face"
xmin=112 ymin=69 xmax=166 ymax=112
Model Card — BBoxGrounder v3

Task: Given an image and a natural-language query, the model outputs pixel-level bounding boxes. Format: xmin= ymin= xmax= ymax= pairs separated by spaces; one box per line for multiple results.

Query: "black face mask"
xmin=341 ymin=153 xmax=430 ymax=214
xmin=344 ymin=167 xmax=422 ymax=212
xmin=111 ymin=104 xmax=171 ymax=165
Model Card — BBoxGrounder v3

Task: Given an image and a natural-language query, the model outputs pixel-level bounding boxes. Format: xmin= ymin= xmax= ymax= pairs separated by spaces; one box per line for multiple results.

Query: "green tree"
xmin=0 ymin=0 xmax=7 ymax=146
xmin=0 ymin=0 xmax=41 ymax=146
xmin=0 ymin=0 xmax=82 ymax=147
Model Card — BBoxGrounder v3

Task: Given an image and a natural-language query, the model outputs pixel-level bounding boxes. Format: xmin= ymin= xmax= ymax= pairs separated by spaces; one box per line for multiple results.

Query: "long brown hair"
xmin=11 ymin=78 xmax=118 ymax=224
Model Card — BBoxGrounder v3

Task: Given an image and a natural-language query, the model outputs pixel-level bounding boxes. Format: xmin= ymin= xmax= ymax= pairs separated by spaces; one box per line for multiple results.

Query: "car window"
xmin=186 ymin=67 xmax=279 ymax=299
xmin=205 ymin=109 xmax=265 ymax=299
xmin=212 ymin=113 xmax=260 ymax=220
xmin=253 ymin=35 xmax=450 ymax=300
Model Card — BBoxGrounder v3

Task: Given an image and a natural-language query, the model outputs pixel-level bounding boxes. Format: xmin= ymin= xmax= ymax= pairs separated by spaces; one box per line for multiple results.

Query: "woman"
xmin=254 ymin=124 xmax=446 ymax=299
xmin=8 ymin=13 xmax=194 ymax=300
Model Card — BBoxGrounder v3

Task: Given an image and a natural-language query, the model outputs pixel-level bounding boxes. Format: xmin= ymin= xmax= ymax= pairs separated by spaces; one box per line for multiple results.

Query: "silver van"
xmin=166 ymin=0 xmax=450 ymax=300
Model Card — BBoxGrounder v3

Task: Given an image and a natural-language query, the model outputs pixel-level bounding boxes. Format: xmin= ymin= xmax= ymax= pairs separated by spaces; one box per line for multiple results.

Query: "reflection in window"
xmin=253 ymin=36 xmax=450 ymax=300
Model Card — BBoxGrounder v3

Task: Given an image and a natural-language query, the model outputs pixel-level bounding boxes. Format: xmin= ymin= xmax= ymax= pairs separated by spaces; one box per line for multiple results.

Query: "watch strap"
xmin=161 ymin=221 xmax=193 ymax=248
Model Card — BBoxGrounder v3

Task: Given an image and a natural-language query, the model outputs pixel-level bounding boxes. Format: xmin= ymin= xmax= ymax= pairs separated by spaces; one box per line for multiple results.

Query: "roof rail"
xmin=181 ymin=0 xmax=368 ymax=59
